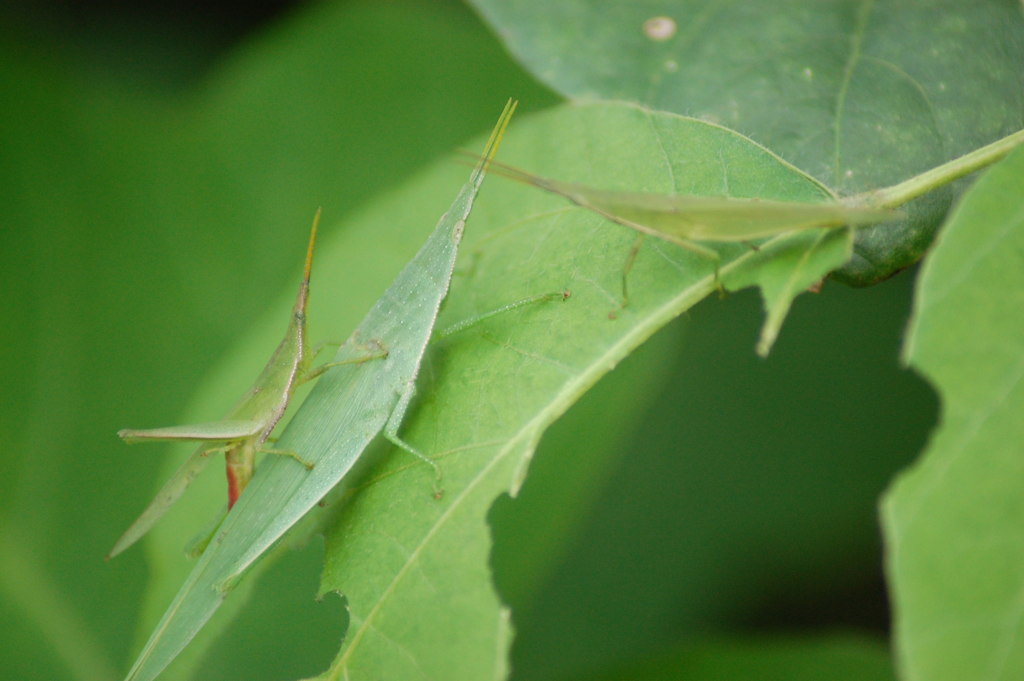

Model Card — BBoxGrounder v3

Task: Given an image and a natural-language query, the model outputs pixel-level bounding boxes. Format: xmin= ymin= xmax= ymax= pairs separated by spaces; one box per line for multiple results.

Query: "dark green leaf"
xmin=468 ymin=0 xmax=1024 ymax=283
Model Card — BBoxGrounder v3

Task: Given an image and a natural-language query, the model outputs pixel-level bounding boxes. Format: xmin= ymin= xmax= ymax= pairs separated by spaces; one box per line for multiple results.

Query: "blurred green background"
xmin=0 ymin=1 xmax=936 ymax=679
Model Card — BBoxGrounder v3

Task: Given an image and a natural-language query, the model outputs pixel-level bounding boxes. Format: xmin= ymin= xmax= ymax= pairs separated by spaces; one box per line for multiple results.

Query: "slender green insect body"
xmin=110 ymin=211 xmax=347 ymax=560
xmin=572 ymin=187 xmax=897 ymax=241
xmin=465 ymin=155 xmax=899 ymax=308
xmin=474 ymin=156 xmax=899 ymax=252
xmin=220 ymin=213 xmax=319 ymax=506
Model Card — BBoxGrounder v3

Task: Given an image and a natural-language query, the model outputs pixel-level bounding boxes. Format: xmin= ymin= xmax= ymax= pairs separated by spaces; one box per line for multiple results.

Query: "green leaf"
xmin=309 ymin=101 xmax=872 ymax=679
xmin=883 ymin=146 xmax=1024 ymax=680
xmin=468 ymin=0 xmax=1024 ymax=284
xmin=720 ymin=227 xmax=852 ymax=355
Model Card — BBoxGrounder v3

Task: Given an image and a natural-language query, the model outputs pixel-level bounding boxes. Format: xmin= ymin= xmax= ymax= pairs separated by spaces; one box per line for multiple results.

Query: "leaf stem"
xmin=851 ymin=128 xmax=1024 ymax=208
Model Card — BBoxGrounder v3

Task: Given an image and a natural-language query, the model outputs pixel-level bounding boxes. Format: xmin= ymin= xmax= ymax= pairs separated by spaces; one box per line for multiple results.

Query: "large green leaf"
xmin=883 ymin=146 xmax=1024 ymax=680
xmin=307 ymin=101 xmax=879 ymax=679
xmin=468 ymin=0 xmax=1024 ymax=284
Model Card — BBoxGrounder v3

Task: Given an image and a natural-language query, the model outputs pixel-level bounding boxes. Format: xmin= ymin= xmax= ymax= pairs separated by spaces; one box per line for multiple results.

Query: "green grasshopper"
xmin=473 ymin=156 xmax=896 ymax=249
xmin=109 ymin=210 xmax=379 ymax=559
xmin=464 ymin=155 xmax=900 ymax=305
